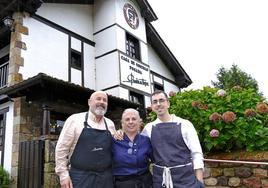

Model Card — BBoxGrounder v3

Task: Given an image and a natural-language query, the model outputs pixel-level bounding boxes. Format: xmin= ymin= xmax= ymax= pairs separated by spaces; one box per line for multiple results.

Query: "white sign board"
xmin=120 ymin=53 xmax=151 ymax=94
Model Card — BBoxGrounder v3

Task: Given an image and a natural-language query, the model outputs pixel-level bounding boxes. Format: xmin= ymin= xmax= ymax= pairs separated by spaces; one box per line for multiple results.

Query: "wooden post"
xmin=42 ymin=105 xmax=50 ymax=136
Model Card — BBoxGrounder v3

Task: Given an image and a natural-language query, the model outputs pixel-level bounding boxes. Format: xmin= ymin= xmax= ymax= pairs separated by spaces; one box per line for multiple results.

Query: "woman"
xmin=112 ymin=108 xmax=153 ymax=188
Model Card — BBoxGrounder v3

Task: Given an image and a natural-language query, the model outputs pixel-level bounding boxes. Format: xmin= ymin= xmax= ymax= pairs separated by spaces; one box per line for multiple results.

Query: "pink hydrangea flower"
xmin=232 ymin=85 xmax=242 ymax=91
xmin=192 ymin=101 xmax=202 ymax=108
xmin=244 ymin=109 xmax=256 ymax=117
xmin=209 ymin=112 xmax=222 ymax=122
xmin=169 ymin=91 xmax=176 ymax=97
xmin=210 ymin=129 xmax=220 ymax=138
xmin=222 ymin=111 xmax=236 ymax=123
xmin=191 ymin=101 xmax=208 ymax=110
xmin=256 ymin=102 xmax=268 ymax=114
xmin=201 ymin=104 xmax=209 ymax=110
xmin=217 ymin=89 xmax=226 ymax=97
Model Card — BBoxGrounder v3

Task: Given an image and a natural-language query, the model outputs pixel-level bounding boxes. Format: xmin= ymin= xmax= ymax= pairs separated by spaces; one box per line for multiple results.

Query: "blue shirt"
xmin=112 ymin=133 xmax=152 ymax=176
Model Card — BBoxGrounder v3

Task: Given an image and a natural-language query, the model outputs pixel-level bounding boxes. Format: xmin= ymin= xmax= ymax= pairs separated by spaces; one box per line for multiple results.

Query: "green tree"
xmin=212 ymin=64 xmax=259 ymax=92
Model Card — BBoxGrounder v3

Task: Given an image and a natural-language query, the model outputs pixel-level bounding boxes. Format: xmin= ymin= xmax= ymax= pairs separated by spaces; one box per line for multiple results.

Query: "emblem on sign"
xmin=123 ymin=3 xmax=139 ymax=29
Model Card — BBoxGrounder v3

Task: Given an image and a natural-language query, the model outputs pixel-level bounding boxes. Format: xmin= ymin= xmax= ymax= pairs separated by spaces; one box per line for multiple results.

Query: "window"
xmin=129 ymin=91 xmax=145 ymax=118
xmin=0 ymin=55 xmax=9 ymax=88
xmin=154 ymin=83 xmax=164 ymax=91
xmin=0 ymin=55 xmax=9 ymax=66
xmin=71 ymin=50 xmax=82 ymax=70
xmin=0 ymin=108 xmax=8 ymax=166
xmin=126 ymin=33 xmax=140 ymax=60
xmin=50 ymin=112 xmax=68 ymax=135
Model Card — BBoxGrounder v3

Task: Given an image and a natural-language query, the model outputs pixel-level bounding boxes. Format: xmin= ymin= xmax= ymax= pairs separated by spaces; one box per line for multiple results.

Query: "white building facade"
xmin=0 ymin=0 xmax=191 ymax=187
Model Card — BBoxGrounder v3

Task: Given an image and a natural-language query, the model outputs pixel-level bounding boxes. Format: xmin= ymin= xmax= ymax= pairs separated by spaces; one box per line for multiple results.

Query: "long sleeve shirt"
xmin=55 ymin=111 xmax=116 ymax=181
xmin=112 ymin=134 xmax=152 ymax=176
xmin=141 ymin=114 xmax=204 ymax=170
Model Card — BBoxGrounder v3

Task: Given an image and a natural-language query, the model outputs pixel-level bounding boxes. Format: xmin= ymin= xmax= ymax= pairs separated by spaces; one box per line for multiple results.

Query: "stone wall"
xmin=8 ymin=12 xmax=28 ymax=86
xmin=11 ymin=97 xmax=43 ymax=188
xmin=43 ymin=146 xmax=268 ymax=188
xmin=204 ymin=151 xmax=268 ymax=188
xmin=44 ymin=139 xmax=60 ymax=188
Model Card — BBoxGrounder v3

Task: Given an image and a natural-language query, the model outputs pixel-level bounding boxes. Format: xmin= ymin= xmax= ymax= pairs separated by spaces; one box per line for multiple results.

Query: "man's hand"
xmin=195 ymin=168 xmax=204 ymax=183
xmin=113 ymin=129 xmax=124 ymax=140
xmin=60 ymin=177 xmax=73 ymax=188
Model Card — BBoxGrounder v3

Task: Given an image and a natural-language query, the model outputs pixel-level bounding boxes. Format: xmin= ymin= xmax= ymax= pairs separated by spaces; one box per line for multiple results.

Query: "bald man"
xmin=55 ymin=91 xmax=116 ymax=188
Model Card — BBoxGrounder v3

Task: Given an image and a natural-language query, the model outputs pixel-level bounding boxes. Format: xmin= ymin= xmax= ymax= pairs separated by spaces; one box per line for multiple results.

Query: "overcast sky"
xmin=147 ymin=0 xmax=268 ymax=99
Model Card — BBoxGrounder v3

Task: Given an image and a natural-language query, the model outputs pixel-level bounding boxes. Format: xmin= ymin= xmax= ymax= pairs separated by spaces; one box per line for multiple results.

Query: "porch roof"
xmin=0 ymin=73 xmax=139 ymax=109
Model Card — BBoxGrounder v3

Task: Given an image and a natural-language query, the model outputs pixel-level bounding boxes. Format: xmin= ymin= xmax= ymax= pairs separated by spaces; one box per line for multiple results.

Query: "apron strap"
xmin=84 ymin=112 xmax=90 ymax=128
xmin=84 ymin=112 xmax=109 ymax=132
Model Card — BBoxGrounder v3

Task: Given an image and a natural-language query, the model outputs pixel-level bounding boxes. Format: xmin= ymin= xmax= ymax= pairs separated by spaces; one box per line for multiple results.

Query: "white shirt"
xmin=141 ymin=114 xmax=204 ymax=170
xmin=55 ymin=111 xmax=116 ymax=181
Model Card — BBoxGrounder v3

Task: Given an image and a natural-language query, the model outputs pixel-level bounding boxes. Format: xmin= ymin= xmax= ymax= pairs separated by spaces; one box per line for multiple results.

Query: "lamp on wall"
xmin=2 ymin=16 xmax=14 ymax=30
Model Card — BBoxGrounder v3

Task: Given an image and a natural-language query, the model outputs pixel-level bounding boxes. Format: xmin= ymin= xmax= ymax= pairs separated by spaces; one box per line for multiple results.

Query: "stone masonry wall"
xmin=204 ymin=151 xmax=268 ymax=188
xmin=8 ymin=12 xmax=28 ymax=86
xmin=11 ymin=97 xmax=43 ymax=188
xmin=44 ymin=139 xmax=60 ymax=188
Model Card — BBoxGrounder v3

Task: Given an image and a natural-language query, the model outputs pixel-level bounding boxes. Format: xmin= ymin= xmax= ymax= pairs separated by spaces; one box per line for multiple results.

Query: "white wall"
xmin=96 ymin=51 xmax=119 ymax=90
xmin=164 ymin=80 xmax=180 ymax=94
xmin=105 ymin=87 xmax=120 ymax=98
xmin=0 ymin=102 xmax=14 ymax=174
xmin=118 ymin=87 xmax=129 ymax=100
xmin=144 ymin=95 xmax=151 ymax=108
xmin=21 ymin=16 xmax=69 ymax=81
xmin=140 ymin=41 xmax=148 ymax=64
xmin=116 ymin=27 xmax=126 ymax=52
xmin=105 ymin=86 xmax=129 ymax=101
xmin=83 ymin=43 xmax=96 ymax=89
xmin=148 ymin=45 xmax=174 ymax=81
xmin=36 ymin=3 xmax=93 ymax=40
xmin=153 ymin=75 xmax=163 ymax=85
xmin=71 ymin=68 xmax=82 ymax=85
xmin=94 ymin=26 xmax=117 ymax=57
xmin=93 ymin=0 xmax=116 ymax=33
xmin=71 ymin=37 xmax=81 ymax=52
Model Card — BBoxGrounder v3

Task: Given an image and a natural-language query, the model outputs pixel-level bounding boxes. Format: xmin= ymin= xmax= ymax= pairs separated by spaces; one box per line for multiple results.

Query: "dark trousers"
xmin=114 ymin=171 xmax=152 ymax=188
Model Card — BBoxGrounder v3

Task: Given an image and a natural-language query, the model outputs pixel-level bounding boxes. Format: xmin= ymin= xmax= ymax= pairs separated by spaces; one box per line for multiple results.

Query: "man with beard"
xmin=142 ymin=90 xmax=204 ymax=188
xmin=55 ymin=91 xmax=116 ymax=188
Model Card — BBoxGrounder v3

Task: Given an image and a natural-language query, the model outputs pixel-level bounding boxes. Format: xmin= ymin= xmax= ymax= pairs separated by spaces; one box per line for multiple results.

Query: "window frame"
xmin=0 ymin=107 xmax=9 ymax=166
xmin=126 ymin=33 xmax=141 ymax=60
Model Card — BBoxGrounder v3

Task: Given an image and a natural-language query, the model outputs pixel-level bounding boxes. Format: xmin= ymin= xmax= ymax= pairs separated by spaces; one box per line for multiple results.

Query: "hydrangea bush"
xmin=150 ymin=86 xmax=268 ymax=153
xmin=0 ymin=165 xmax=10 ymax=188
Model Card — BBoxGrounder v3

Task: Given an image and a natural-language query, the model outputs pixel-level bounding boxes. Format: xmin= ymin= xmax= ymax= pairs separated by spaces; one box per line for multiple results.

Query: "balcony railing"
xmin=0 ymin=61 xmax=9 ymax=89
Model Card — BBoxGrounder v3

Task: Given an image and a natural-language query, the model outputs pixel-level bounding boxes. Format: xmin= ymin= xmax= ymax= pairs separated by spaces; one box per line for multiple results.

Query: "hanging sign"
xmin=120 ymin=53 xmax=151 ymax=93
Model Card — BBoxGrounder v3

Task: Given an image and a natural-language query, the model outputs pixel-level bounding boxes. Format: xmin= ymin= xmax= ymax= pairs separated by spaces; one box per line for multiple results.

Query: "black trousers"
xmin=114 ymin=171 xmax=152 ymax=188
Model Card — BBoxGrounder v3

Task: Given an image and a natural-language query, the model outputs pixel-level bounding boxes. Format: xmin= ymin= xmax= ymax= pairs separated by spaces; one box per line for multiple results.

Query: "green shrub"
xmin=148 ymin=86 xmax=268 ymax=153
xmin=0 ymin=165 xmax=10 ymax=188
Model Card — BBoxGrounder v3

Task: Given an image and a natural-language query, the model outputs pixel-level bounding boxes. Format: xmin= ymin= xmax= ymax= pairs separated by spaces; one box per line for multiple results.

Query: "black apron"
xmin=151 ymin=122 xmax=204 ymax=188
xmin=70 ymin=112 xmax=113 ymax=188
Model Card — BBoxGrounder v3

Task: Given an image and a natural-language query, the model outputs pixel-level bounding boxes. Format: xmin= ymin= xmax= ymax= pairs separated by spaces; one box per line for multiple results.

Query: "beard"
xmin=92 ymin=106 xmax=107 ymax=116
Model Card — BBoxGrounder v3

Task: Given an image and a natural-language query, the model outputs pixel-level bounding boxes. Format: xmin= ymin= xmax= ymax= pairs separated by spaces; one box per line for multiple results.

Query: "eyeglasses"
xmin=152 ymin=98 xmax=167 ymax=105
